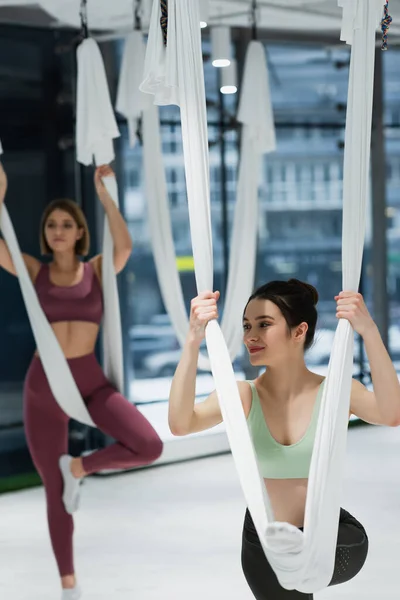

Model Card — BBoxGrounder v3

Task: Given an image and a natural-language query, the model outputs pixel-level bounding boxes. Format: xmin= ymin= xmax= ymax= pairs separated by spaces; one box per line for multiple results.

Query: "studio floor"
xmin=0 ymin=424 xmax=399 ymax=599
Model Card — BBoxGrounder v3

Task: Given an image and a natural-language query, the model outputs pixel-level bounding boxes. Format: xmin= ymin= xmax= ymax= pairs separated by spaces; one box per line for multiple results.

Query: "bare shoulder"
xmin=205 ymin=379 xmax=253 ymax=415
xmin=237 ymin=380 xmax=254 ymax=418
xmin=0 ymin=239 xmax=41 ymax=281
xmin=190 ymin=379 xmax=253 ymax=434
xmin=89 ymin=254 xmax=102 ymax=285
xmin=22 ymin=254 xmax=42 ymax=283
xmin=349 ymin=377 xmax=370 ymax=410
xmin=350 ymin=377 xmax=371 ymax=405
xmin=348 ymin=376 xmax=393 ymax=425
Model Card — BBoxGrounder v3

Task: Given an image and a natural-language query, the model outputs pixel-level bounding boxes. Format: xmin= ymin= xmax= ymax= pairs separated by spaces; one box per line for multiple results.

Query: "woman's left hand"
xmin=335 ymin=291 xmax=375 ymax=337
xmin=94 ymin=164 xmax=115 ymax=202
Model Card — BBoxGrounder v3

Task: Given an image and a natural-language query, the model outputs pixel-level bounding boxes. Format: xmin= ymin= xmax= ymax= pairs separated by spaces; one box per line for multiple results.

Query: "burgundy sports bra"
xmin=34 ymin=262 xmax=103 ymax=325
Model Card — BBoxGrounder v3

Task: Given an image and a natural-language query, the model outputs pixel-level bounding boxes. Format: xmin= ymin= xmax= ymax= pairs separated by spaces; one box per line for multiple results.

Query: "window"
xmin=257 ymin=42 xmax=350 ymax=373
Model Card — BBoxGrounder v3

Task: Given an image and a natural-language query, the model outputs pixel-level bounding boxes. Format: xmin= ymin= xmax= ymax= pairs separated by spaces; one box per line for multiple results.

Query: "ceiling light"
xmin=220 ymin=59 xmax=237 ymax=94
xmin=199 ymin=0 xmax=209 ymax=28
xmin=211 ymin=26 xmax=231 ymax=68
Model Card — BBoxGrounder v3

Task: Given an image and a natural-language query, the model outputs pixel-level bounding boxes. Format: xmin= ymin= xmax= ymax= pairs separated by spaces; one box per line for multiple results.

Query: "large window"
xmin=120 ymin=116 xmax=240 ymax=403
xmin=253 ymin=44 xmax=350 ymax=377
xmin=118 ymin=40 xmax=400 ymax=405
xmin=119 ymin=42 xmax=350 ymax=403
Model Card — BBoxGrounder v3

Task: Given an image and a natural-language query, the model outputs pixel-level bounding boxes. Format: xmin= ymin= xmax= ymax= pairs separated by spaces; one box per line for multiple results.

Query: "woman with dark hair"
xmin=0 ymin=162 xmax=163 ymax=600
xmin=168 ymin=279 xmax=400 ymax=599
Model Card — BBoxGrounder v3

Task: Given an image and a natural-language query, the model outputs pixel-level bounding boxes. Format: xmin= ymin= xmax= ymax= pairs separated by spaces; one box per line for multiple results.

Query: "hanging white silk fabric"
xmin=0 ymin=142 xmax=95 ymax=426
xmin=120 ymin=29 xmax=275 ymax=368
xmin=0 ymin=37 xmax=124 ymax=427
xmin=222 ymin=40 xmax=276 ymax=356
xmin=141 ymin=0 xmax=383 ymax=593
xmin=76 ymin=37 xmax=124 ymax=396
xmin=116 ymin=30 xmax=153 ymax=147
xmin=142 ymin=105 xmax=213 ymax=371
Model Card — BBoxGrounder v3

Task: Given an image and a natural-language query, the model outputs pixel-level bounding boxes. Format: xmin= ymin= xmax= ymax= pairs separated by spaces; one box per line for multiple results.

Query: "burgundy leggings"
xmin=23 ymin=353 xmax=163 ymax=577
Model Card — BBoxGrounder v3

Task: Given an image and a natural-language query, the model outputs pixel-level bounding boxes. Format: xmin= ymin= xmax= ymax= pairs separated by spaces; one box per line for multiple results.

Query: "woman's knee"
xmin=139 ymin=430 xmax=163 ymax=462
xmin=330 ymin=516 xmax=369 ymax=586
xmin=121 ymin=421 xmax=163 ymax=463
xmin=126 ymin=412 xmax=163 ymax=462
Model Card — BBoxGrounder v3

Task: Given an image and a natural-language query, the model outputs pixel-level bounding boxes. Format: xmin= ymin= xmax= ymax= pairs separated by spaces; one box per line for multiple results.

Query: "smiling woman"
xmin=242 ymin=279 xmax=319 ymax=362
xmin=168 ymin=275 xmax=400 ymax=599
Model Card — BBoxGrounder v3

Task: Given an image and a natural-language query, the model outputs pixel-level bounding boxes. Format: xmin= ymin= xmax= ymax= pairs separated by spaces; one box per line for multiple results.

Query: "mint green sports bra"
xmin=246 ymin=380 xmax=325 ymax=479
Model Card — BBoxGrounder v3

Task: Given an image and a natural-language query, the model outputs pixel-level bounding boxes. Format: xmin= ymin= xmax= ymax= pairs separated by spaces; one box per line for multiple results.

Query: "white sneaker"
xmin=59 ymin=455 xmax=82 ymax=514
xmin=62 ymin=585 xmax=82 ymax=600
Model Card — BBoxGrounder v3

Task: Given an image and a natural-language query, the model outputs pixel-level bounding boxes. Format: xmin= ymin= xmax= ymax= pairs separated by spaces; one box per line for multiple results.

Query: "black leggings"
xmin=241 ymin=508 xmax=369 ymax=599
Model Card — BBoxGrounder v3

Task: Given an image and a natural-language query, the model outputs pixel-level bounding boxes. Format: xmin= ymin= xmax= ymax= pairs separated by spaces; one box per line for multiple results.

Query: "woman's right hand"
xmin=189 ymin=290 xmax=220 ymax=343
xmin=0 ymin=162 xmax=7 ymax=204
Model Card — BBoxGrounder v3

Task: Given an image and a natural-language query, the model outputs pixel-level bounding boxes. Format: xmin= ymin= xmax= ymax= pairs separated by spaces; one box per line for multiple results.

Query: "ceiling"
xmin=0 ymin=0 xmax=399 ymax=44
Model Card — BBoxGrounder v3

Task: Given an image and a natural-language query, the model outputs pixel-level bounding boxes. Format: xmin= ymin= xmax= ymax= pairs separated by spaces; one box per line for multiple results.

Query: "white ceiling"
xmin=0 ymin=0 xmax=399 ymax=40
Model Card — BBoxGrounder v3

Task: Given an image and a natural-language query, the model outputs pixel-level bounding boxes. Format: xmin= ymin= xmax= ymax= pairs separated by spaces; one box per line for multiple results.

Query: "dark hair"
xmin=40 ymin=199 xmax=90 ymax=256
xmin=244 ymin=279 xmax=318 ymax=351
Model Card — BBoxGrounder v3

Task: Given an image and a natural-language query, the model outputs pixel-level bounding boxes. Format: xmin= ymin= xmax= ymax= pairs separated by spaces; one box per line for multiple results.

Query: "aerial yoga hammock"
xmin=116 ymin=27 xmax=276 ymax=371
xmin=140 ymin=0 xmax=387 ymax=593
xmin=0 ymin=36 xmax=124 ymax=428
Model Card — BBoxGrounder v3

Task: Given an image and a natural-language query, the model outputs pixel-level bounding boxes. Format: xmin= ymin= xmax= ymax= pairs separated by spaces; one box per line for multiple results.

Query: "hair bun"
xmin=288 ymin=279 xmax=319 ymax=306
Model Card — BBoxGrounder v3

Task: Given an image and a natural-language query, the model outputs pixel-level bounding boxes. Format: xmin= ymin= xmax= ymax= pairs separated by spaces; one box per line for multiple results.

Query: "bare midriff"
xmin=265 ymin=478 xmax=309 ymax=527
xmin=34 ymin=321 xmax=100 ymax=359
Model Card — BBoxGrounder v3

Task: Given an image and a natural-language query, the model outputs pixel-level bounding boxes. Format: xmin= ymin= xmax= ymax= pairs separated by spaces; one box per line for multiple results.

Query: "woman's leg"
xmin=241 ymin=507 xmax=368 ymax=599
xmin=81 ymin=383 xmax=163 ymax=475
xmin=24 ymin=360 xmax=76 ymax=589
xmin=329 ymin=508 xmax=369 ymax=586
xmin=241 ymin=510 xmax=313 ymax=600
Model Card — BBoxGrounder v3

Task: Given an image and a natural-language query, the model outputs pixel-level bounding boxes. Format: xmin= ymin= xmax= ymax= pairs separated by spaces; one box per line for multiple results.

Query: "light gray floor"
xmin=0 ymin=424 xmax=400 ymax=599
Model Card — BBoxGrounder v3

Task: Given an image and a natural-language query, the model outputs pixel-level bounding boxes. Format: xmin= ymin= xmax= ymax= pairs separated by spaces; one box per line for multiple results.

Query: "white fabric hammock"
xmin=0 ymin=37 xmax=124 ymax=427
xmin=76 ymin=37 xmax=124 ymax=396
xmin=121 ymin=31 xmax=275 ymax=368
xmin=116 ymin=30 xmax=153 ymax=147
xmin=0 ymin=150 xmax=96 ymax=426
xmin=141 ymin=0 xmax=383 ymax=593
xmin=223 ymin=40 xmax=276 ymax=356
xmin=142 ymin=104 xmax=211 ymax=371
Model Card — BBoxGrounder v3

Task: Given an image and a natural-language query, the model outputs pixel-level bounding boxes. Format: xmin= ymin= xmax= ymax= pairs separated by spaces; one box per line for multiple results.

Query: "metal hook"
xmin=80 ymin=0 xmax=89 ymax=39
xmin=134 ymin=0 xmax=142 ymax=30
